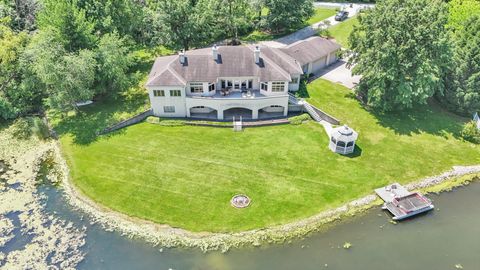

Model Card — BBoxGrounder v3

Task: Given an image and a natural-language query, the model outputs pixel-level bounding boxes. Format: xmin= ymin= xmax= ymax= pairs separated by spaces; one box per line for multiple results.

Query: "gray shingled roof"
xmin=260 ymin=46 xmax=303 ymax=75
xmin=281 ymin=37 xmax=341 ymax=66
xmin=146 ymin=37 xmax=340 ymax=87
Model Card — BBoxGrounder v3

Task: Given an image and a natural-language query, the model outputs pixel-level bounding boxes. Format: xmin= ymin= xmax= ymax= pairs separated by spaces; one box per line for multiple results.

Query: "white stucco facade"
xmin=146 ymin=79 xmax=290 ymax=120
xmin=148 ymin=86 xmax=187 ymax=118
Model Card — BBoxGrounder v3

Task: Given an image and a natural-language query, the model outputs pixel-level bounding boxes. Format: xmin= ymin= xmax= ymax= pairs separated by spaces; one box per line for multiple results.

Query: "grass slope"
xmin=329 ymin=16 xmax=358 ymax=48
xmin=307 ymin=7 xmax=337 ymax=25
xmin=60 ymin=80 xmax=479 ymax=232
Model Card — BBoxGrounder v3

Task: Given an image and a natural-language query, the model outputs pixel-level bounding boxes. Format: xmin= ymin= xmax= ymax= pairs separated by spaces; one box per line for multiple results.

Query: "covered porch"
xmin=186 ymin=94 xmax=289 ymax=121
xmin=188 ymin=105 xmax=288 ymax=121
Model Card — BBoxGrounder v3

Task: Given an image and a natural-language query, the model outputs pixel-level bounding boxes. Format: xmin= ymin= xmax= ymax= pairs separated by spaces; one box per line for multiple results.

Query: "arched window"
xmin=347 ymin=141 xmax=354 ymax=147
xmin=337 ymin=141 xmax=346 ymax=147
xmin=331 ymin=137 xmax=337 ymax=144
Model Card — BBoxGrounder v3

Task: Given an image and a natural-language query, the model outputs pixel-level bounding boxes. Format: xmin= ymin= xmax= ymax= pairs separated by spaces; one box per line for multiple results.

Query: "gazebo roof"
xmin=331 ymin=125 xmax=358 ymax=142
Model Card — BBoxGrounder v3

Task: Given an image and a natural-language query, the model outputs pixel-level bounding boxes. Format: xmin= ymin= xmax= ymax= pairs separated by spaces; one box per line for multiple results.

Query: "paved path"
xmin=262 ymin=2 xmax=373 ymax=48
xmin=315 ymin=60 xmax=361 ymax=89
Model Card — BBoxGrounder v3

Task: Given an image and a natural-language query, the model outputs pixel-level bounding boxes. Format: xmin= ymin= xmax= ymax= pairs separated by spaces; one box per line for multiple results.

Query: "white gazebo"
xmin=329 ymin=125 xmax=358 ymax=155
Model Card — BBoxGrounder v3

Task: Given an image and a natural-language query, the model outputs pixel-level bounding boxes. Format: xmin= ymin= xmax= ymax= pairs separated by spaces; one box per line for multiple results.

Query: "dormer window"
xmin=261 ymin=82 xmax=268 ymax=91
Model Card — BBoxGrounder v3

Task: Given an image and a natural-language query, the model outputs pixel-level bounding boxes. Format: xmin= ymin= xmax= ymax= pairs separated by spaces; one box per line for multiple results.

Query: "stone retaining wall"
xmin=100 ymin=109 xmax=153 ymax=134
xmin=311 ymin=105 xmax=340 ymax=125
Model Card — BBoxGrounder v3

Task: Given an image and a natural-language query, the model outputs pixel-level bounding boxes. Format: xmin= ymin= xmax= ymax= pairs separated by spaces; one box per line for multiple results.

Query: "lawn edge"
xmin=51 ymin=140 xmax=480 ymax=252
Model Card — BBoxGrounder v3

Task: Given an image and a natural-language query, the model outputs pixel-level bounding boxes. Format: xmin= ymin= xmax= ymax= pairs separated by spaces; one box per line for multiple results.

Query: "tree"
xmin=46 ymin=50 xmax=96 ymax=111
xmin=250 ymin=0 xmax=265 ymax=23
xmin=148 ymin=0 xmax=198 ymax=50
xmin=0 ymin=21 xmax=29 ymax=100
xmin=149 ymin=0 xmax=229 ymax=50
xmin=263 ymin=0 xmax=314 ymax=33
xmin=37 ymin=0 xmax=96 ymax=52
xmin=76 ymin=0 xmax=145 ymax=39
xmin=348 ymin=0 xmax=450 ymax=111
xmin=439 ymin=16 xmax=480 ymax=115
xmin=95 ymin=32 xmax=132 ymax=94
xmin=0 ymin=0 xmax=40 ymax=31
xmin=0 ymin=20 xmax=35 ymax=119
xmin=448 ymin=0 xmax=480 ymax=32
xmin=214 ymin=0 xmax=255 ymax=43
xmin=25 ymin=30 xmax=96 ymax=112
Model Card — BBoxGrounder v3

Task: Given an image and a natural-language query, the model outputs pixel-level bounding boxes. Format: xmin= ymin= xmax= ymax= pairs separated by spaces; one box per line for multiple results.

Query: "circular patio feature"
xmin=231 ymin=194 xmax=251 ymax=208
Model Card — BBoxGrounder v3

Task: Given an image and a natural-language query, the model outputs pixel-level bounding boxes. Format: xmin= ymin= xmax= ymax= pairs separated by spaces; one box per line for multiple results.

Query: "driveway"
xmin=262 ymin=3 xmax=373 ymax=48
xmin=315 ymin=60 xmax=361 ymax=89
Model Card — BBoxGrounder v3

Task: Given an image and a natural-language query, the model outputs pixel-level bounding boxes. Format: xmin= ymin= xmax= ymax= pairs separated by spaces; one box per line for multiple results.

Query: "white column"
xmin=326 ymin=53 xmax=331 ymax=66
xmin=283 ymin=106 xmax=288 ymax=116
xmin=186 ymin=107 xmax=191 ymax=117
xmin=217 ymin=110 xmax=224 ymax=120
xmin=252 ymin=109 xmax=258 ymax=120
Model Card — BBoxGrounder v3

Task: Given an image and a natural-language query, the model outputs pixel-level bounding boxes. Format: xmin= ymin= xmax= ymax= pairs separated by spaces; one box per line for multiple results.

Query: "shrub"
xmin=146 ymin=117 xmax=185 ymax=126
xmin=461 ymin=121 xmax=480 ymax=144
xmin=158 ymin=119 xmax=186 ymax=126
xmin=10 ymin=118 xmax=32 ymax=139
xmin=289 ymin=113 xmax=311 ymax=125
xmin=146 ymin=116 xmax=160 ymax=124
xmin=31 ymin=117 xmax=50 ymax=140
xmin=317 ymin=20 xmax=332 ymax=38
xmin=295 ymin=79 xmax=310 ymax=98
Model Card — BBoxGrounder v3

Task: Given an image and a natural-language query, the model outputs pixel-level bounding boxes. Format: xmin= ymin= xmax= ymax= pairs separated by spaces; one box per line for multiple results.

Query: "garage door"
xmin=328 ymin=53 xmax=337 ymax=65
xmin=311 ymin=57 xmax=327 ymax=73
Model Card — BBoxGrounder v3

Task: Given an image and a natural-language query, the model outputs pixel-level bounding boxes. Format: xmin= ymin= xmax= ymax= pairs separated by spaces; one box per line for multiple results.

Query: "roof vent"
xmin=254 ymin=46 xmax=261 ymax=64
xmin=212 ymin=44 xmax=219 ymax=61
xmin=179 ymin=50 xmax=186 ymax=64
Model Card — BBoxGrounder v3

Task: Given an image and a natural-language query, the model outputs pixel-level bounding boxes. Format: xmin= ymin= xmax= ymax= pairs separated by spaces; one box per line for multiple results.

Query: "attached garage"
xmin=312 ymin=57 xmax=327 ymax=73
xmin=282 ymin=36 xmax=341 ymax=75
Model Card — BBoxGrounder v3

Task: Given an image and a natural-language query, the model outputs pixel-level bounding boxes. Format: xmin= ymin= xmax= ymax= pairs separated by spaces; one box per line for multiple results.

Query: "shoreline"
xmin=0 ymin=131 xmax=85 ymax=268
xmin=51 ymin=140 xmax=480 ymax=252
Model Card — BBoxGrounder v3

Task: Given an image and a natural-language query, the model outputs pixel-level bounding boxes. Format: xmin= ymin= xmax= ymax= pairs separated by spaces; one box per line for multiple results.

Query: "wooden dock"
xmin=375 ymin=183 xmax=434 ymax=220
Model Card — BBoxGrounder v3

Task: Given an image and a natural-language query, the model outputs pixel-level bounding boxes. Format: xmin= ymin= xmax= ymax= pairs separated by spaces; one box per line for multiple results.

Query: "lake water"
xmin=37 ymin=183 xmax=480 ymax=270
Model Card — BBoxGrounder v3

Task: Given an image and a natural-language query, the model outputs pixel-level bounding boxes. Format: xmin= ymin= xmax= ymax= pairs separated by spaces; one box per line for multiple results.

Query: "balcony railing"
xmin=188 ymin=90 xmax=286 ymax=100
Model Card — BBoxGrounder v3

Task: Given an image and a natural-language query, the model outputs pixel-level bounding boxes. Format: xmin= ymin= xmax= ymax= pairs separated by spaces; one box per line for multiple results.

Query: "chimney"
xmin=212 ymin=44 xmax=219 ymax=61
xmin=254 ymin=46 xmax=261 ymax=64
xmin=179 ymin=50 xmax=186 ymax=64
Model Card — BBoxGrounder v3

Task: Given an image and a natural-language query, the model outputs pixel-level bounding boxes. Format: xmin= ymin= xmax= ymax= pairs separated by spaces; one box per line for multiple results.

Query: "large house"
xmin=145 ymin=37 xmax=341 ymax=120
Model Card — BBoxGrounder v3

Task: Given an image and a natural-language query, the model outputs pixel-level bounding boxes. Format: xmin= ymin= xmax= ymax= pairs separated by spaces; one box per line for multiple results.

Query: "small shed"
xmin=329 ymin=125 xmax=358 ymax=155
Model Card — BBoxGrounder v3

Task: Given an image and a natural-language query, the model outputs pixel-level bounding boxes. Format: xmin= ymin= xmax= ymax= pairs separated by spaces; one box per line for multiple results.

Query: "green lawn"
xmin=307 ymin=7 xmax=337 ymax=25
xmin=329 ymin=16 xmax=359 ymax=48
xmin=59 ymin=79 xmax=479 ymax=233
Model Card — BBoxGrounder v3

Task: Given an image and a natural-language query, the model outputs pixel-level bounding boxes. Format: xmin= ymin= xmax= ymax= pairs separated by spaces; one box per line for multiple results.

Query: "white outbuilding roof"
xmin=331 ymin=125 xmax=358 ymax=142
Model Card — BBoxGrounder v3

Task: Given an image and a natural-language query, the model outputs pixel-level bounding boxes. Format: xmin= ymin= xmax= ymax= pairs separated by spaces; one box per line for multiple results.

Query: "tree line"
xmin=349 ymin=0 xmax=480 ymax=116
xmin=0 ymin=0 xmax=314 ymax=120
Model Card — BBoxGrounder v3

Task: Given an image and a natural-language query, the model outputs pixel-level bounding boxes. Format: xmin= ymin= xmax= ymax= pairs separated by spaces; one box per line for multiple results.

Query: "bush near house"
xmin=289 ymin=114 xmax=311 ymax=125
xmin=461 ymin=121 xmax=480 ymax=144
